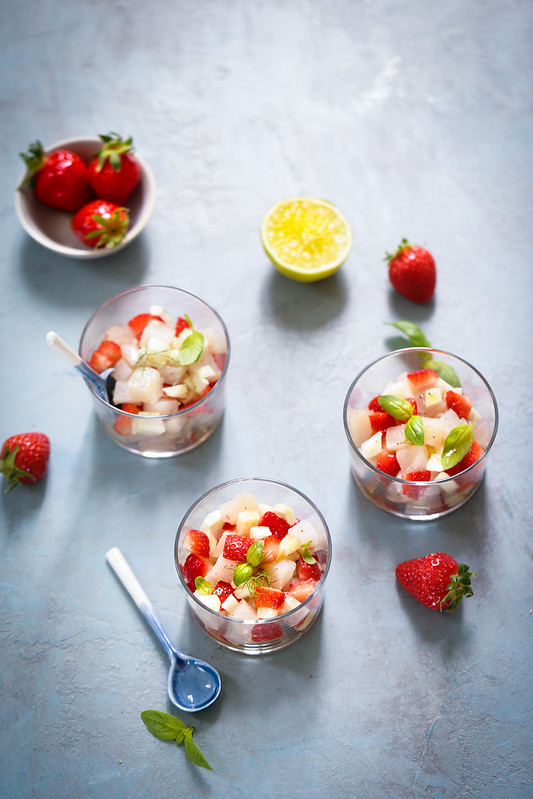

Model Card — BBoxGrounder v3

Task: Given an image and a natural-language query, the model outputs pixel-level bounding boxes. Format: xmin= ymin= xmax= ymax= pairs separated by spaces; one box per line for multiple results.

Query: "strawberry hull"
xmin=343 ymin=348 xmax=498 ymax=521
xmin=175 ymin=478 xmax=332 ymax=655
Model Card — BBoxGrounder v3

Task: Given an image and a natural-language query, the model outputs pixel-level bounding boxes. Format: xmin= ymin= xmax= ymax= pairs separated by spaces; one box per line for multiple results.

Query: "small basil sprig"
xmin=141 ymin=710 xmax=213 ymax=770
xmin=194 ymin=576 xmax=213 ymax=595
xmin=179 ymin=314 xmax=205 ymax=366
xmin=301 ymin=542 xmax=317 ymax=565
xmin=378 ymin=395 xmax=425 ymax=446
xmin=384 ymin=320 xmax=461 ymax=387
xmin=441 ymin=424 xmax=474 ymax=470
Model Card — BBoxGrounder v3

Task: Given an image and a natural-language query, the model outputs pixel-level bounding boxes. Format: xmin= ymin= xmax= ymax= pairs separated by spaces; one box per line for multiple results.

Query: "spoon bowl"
xmin=106 ymin=547 xmax=221 ymax=712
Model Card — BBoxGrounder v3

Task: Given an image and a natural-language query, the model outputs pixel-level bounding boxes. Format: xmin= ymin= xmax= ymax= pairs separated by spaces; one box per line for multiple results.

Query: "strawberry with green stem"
xmin=88 ymin=133 xmax=141 ymax=204
xmin=71 ymin=199 xmax=129 ymax=249
xmin=385 ymin=238 xmax=436 ymax=303
xmin=19 ymin=140 xmax=93 ymax=211
xmin=396 ymin=552 xmax=475 ymax=611
xmin=1 ymin=432 xmax=50 ymax=491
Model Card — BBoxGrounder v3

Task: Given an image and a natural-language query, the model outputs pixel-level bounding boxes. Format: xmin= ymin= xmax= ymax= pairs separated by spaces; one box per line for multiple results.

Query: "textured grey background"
xmin=1 ymin=1 xmax=532 ymax=797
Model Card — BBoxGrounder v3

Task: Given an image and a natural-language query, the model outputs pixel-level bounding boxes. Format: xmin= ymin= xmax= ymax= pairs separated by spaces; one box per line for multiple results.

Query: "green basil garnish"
xmin=405 ymin=414 xmax=425 ymax=446
xmin=378 ymin=395 xmax=414 ymax=421
xmin=194 ymin=576 xmax=212 ymax=595
xmin=141 ymin=710 xmax=213 ymax=770
xmin=384 ymin=320 xmax=432 ymax=348
xmin=233 ymin=563 xmax=254 ymax=586
xmin=441 ymin=424 xmax=474 ymax=470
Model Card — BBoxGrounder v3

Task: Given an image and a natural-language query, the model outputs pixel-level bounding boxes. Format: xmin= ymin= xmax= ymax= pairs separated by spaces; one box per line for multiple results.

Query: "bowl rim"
xmin=78 ymin=283 xmax=231 ymax=415
xmin=174 ymin=476 xmax=332 ymax=626
xmin=14 ymin=135 xmax=156 ymax=259
xmin=342 ymin=346 xmax=499 ymax=485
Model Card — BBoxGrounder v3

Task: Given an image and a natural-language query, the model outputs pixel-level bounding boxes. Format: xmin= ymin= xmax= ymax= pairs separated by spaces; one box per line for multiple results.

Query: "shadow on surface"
xmin=263 ymin=268 xmax=350 ymax=331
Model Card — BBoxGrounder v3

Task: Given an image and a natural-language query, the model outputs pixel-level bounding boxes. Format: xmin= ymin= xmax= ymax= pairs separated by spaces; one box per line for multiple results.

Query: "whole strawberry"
xmin=385 ymin=238 xmax=436 ymax=303
xmin=1 ymin=432 xmax=50 ymax=492
xmin=396 ymin=552 xmax=475 ymax=612
xmin=88 ymin=133 xmax=141 ymax=204
xmin=72 ymin=199 xmax=129 ymax=249
xmin=19 ymin=141 xmax=93 ymax=212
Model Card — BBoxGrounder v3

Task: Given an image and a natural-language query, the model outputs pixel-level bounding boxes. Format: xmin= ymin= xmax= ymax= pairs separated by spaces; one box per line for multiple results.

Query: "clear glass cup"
xmin=343 ymin=348 xmax=498 ymax=520
xmin=79 ymin=285 xmax=230 ymax=457
xmin=174 ymin=478 xmax=332 ymax=655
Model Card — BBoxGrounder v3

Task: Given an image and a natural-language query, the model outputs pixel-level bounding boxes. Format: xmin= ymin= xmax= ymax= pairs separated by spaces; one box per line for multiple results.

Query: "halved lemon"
xmin=260 ymin=197 xmax=352 ymax=282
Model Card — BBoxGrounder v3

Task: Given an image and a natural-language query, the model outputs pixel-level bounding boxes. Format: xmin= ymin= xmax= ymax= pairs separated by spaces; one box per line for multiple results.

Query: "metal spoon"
xmin=46 ymin=330 xmax=114 ymax=401
xmin=105 ymin=547 xmax=221 ymax=713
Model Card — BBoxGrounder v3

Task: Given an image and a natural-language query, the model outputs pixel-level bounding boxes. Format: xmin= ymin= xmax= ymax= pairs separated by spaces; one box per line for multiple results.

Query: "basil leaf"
xmin=301 ymin=543 xmax=317 ymax=565
xmin=378 ymin=395 xmax=414 ymax=421
xmin=175 ymin=729 xmax=188 ymax=745
xmin=405 ymin=414 xmax=425 ymax=446
xmin=385 ymin=321 xmax=432 ymax=348
xmin=179 ymin=330 xmax=205 ymax=366
xmin=141 ymin=710 xmax=188 ymax=740
xmin=424 ymin=359 xmax=461 ymax=388
xmin=246 ymin=540 xmax=264 ymax=567
xmin=184 ymin=729 xmax=213 ymax=770
xmin=233 ymin=563 xmax=253 ymax=586
xmin=194 ymin=576 xmax=212 ymax=595
xmin=441 ymin=425 xmax=474 ymax=470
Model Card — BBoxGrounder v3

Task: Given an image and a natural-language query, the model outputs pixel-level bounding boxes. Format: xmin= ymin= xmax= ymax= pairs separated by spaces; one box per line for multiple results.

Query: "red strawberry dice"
xmin=376 ymin=450 xmax=400 ymax=476
xmin=113 ymin=403 xmax=140 ymax=436
xmin=174 ymin=316 xmax=191 ymax=336
xmin=446 ymin=390 xmax=473 ymax=420
xmin=212 ymin=581 xmax=234 ymax=604
xmin=445 ymin=441 xmax=484 ymax=477
xmin=254 ymin=587 xmax=285 ymax=610
xmin=222 ymin=534 xmax=252 ymax=563
xmin=297 ymin=556 xmax=321 ymax=581
xmin=406 ymin=397 xmax=418 ymax=415
xmin=259 ymin=511 xmax=290 ymax=541
xmin=402 ymin=470 xmax=431 ymax=499
xmin=251 ymin=621 xmax=284 ymax=643
xmin=181 ymin=553 xmax=209 ymax=591
xmin=185 ymin=529 xmax=211 ymax=558
xmin=89 ymin=339 xmax=121 ymax=374
xmin=289 ymin=578 xmax=317 ymax=602
xmin=368 ymin=395 xmax=383 ymax=412
xmin=261 ymin=535 xmax=279 ymax=564
xmin=127 ymin=313 xmax=164 ymax=339
xmin=407 ymin=369 xmax=439 ymax=391
xmin=369 ymin=411 xmax=397 ymax=432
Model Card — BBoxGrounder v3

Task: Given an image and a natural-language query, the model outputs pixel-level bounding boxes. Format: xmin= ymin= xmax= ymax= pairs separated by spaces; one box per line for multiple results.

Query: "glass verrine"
xmin=175 ymin=478 xmax=332 ymax=655
xmin=79 ymin=285 xmax=230 ymax=457
xmin=343 ymin=348 xmax=498 ymax=520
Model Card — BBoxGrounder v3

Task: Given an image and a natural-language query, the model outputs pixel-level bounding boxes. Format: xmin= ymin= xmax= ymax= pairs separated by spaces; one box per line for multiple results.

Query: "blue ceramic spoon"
xmin=46 ymin=330 xmax=110 ymax=400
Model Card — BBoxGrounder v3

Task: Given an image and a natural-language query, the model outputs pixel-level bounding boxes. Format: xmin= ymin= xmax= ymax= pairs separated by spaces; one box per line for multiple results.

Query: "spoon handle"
xmin=46 ymin=330 xmax=108 ymax=398
xmin=106 ymin=547 xmax=176 ymax=661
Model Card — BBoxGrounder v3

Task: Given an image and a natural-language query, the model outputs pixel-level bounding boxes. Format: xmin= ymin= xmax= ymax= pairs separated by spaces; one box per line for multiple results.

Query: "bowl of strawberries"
xmin=15 ymin=133 xmax=156 ymax=258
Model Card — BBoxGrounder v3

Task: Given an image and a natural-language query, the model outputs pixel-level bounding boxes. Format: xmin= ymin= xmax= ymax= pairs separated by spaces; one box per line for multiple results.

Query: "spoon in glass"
xmin=105 ymin=547 xmax=221 ymax=713
xmin=46 ymin=330 xmax=114 ymax=402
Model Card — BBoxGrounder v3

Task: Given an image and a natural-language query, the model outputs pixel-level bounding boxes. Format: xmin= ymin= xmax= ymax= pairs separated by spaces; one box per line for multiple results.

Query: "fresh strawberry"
xmin=19 ymin=140 xmax=92 ymax=211
xmin=368 ymin=395 xmax=383 ymax=412
xmin=222 ymin=534 xmax=252 ymax=563
xmin=297 ymin=555 xmax=321 ymax=581
xmin=261 ymin=535 xmax=280 ymax=564
xmin=113 ymin=403 xmax=140 ymax=436
xmin=87 ymin=133 xmax=141 ymax=204
xmin=127 ymin=313 xmax=164 ymax=340
xmin=406 ymin=397 xmax=418 ymax=415
xmin=402 ymin=469 xmax=431 ymax=499
xmin=212 ymin=580 xmax=234 ymax=604
xmin=396 ymin=552 xmax=475 ymax=611
xmin=89 ymin=339 xmax=122 ymax=373
xmin=369 ymin=411 xmax=396 ymax=432
xmin=445 ymin=441 xmax=484 ymax=476
xmin=446 ymin=390 xmax=473 ymax=420
xmin=258 ymin=511 xmax=290 ymax=541
xmin=1 ymin=432 xmax=50 ymax=491
xmin=385 ymin=238 xmax=436 ymax=303
xmin=251 ymin=621 xmax=284 ymax=642
xmin=289 ymin=578 xmax=317 ymax=602
xmin=175 ymin=316 xmax=191 ymax=337
xmin=71 ymin=199 xmax=129 ymax=249
xmin=180 ymin=553 xmax=209 ymax=592
xmin=376 ymin=450 xmax=400 ymax=476
xmin=254 ymin=587 xmax=285 ymax=610
xmin=186 ymin=529 xmax=211 ymax=558
xmin=406 ymin=368 xmax=439 ymax=391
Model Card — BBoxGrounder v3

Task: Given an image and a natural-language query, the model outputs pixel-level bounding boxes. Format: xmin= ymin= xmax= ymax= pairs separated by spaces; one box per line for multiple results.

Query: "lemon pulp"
xmin=260 ymin=197 xmax=352 ymax=282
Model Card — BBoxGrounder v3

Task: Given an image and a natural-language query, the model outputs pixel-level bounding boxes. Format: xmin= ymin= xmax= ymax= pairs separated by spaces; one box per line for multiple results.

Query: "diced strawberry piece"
xmin=254 ymin=587 xmax=285 ymax=610
xmin=369 ymin=411 xmax=397 ymax=432
xmin=89 ymin=348 xmax=117 ymax=374
xmin=376 ymin=450 xmax=400 ymax=476
xmin=222 ymin=534 xmax=252 ymax=562
xmin=174 ymin=316 xmax=191 ymax=336
xmin=297 ymin=556 xmax=321 ymax=581
xmin=180 ymin=553 xmax=209 ymax=591
xmin=368 ymin=395 xmax=383 ymax=412
xmin=261 ymin=535 xmax=279 ymax=564
xmin=446 ymin=390 xmax=473 ymax=420
xmin=406 ymin=397 xmax=418 ymax=415
xmin=212 ymin=580 xmax=234 ymax=603
xmin=251 ymin=621 xmax=284 ymax=642
xmin=402 ymin=470 xmax=431 ymax=499
xmin=290 ymin=578 xmax=317 ymax=602
xmin=127 ymin=313 xmax=164 ymax=339
xmin=259 ymin=511 xmax=290 ymax=541
xmin=113 ymin=403 xmax=141 ymax=436
xmin=98 ymin=340 xmax=121 ymax=362
xmin=186 ymin=529 xmax=211 ymax=558
xmin=407 ymin=369 xmax=439 ymax=390
xmin=446 ymin=441 xmax=484 ymax=476
xmin=222 ymin=521 xmax=236 ymax=531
